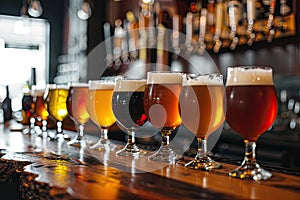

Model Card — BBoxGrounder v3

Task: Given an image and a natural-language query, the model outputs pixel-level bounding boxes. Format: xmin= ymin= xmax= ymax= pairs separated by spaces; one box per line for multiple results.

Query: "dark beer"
xmin=226 ymin=85 xmax=278 ymax=141
xmin=113 ymin=91 xmax=147 ymax=129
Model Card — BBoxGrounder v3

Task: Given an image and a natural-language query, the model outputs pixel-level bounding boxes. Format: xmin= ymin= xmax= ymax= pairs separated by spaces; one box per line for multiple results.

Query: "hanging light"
xmin=28 ymin=0 xmax=43 ymax=17
xmin=77 ymin=0 xmax=92 ymax=20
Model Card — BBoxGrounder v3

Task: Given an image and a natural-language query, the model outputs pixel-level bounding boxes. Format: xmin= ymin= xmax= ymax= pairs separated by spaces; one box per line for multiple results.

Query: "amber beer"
xmin=143 ymin=71 xmax=182 ymax=131
xmin=86 ymin=81 xmax=116 ymax=128
xmin=180 ymin=74 xmax=225 ymax=139
xmin=66 ymin=83 xmax=89 ymax=125
xmin=225 ymin=67 xmax=278 ymax=142
xmin=112 ymin=79 xmax=147 ymax=129
xmin=34 ymin=89 xmax=49 ymax=125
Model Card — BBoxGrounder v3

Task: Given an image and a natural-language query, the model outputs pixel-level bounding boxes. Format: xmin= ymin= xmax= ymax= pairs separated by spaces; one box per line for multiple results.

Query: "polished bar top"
xmin=0 ymin=121 xmax=300 ymax=200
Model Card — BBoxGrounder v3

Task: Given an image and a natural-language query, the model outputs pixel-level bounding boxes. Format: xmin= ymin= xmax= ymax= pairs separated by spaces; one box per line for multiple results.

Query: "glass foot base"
xmin=229 ymin=164 xmax=272 ymax=181
xmin=185 ymin=156 xmax=222 ymax=170
xmin=148 ymin=146 xmax=180 ymax=164
xmin=116 ymin=143 xmax=147 ymax=157
xmin=89 ymin=139 xmax=116 ymax=151
xmin=67 ymin=135 xmax=89 ymax=148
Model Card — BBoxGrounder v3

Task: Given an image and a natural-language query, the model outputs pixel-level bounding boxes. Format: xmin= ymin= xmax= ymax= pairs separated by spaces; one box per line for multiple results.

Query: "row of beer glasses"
xmin=25 ymin=65 xmax=278 ymax=181
xmin=142 ymin=66 xmax=278 ymax=181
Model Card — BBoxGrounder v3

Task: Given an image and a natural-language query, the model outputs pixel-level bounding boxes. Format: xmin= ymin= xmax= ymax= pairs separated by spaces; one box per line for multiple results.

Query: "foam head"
xmin=88 ymin=80 xmax=115 ymax=90
xmin=70 ymin=83 xmax=89 ymax=88
xmin=115 ymin=79 xmax=146 ymax=91
xmin=183 ymin=73 xmax=223 ymax=86
xmin=147 ymin=71 xmax=183 ymax=84
xmin=226 ymin=66 xmax=274 ymax=86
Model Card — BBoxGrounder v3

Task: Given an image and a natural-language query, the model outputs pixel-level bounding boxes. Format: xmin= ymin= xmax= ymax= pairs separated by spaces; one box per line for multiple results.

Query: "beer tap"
xmin=246 ymin=0 xmax=256 ymax=46
xmin=185 ymin=12 xmax=193 ymax=55
xmin=126 ymin=11 xmax=139 ymax=61
xmin=156 ymin=23 xmax=167 ymax=71
xmin=113 ymin=19 xmax=124 ymax=71
xmin=280 ymin=0 xmax=291 ymax=16
xmin=266 ymin=0 xmax=276 ymax=43
xmin=228 ymin=0 xmax=242 ymax=50
xmin=198 ymin=8 xmax=208 ymax=55
xmin=102 ymin=22 xmax=113 ymax=76
xmin=118 ymin=20 xmax=130 ymax=75
xmin=213 ymin=0 xmax=223 ymax=53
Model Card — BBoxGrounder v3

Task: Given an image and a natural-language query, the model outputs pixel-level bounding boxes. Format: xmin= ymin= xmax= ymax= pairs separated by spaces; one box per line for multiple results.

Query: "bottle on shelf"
xmin=2 ymin=85 xmax=13 ymax=121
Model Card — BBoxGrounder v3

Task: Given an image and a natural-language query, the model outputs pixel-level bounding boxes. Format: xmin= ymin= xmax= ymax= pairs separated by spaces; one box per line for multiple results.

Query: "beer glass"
xmin=66 ymin=83 xmax=90 ymax=148
xmin=225 ymin=66 xmax=278 ymax=180
xmin=34 ymin=88 xmax=49 ymax=138
xmin=112 ymin=79 xmax=147 ymax=156
xmin=46 ymin=84 xmax=70 ymax=140
xmin=144 ymin=71 xmax=182 ymax=163
xmin=87 ymin=80 xmax=116 ymax=150
xmin=180 ymin=73 xmax=225 ymax=170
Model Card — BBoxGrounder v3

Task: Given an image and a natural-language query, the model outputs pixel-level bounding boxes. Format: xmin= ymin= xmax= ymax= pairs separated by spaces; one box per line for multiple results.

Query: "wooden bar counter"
xmin=0 ymin=121 xmax=300 ymax=200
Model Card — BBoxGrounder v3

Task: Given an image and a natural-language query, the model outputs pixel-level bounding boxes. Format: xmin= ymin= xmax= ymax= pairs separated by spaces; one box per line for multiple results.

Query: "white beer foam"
xmin=115 ymin=79 xmax=146 ymax=92
xmin=182 ymin=74 xmax=223 ymax=86
xmin=70 ymin=83 xmax=89 ymax=87
xmin=147 ymin=71 xmax=182 ymax=84
xmin=89 ymin=80 xmax=115 ymax=90
xmin=226 ymin=67 xmax=274 ymax=86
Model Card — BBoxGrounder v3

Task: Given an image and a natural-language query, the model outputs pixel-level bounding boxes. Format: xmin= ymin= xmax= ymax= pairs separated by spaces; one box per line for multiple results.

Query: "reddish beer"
xmin=225 ymin=68 xmax=278 ymax=142
xmin=225 ymin=66 xmax=278 ymax=180
xmin=66 ymin=84 xmax=90 ymax=125
xmin=226 ymin=85 xmax=277 ymax=141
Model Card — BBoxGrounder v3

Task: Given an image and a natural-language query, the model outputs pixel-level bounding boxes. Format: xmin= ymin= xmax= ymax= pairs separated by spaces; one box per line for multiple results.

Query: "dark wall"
xmin=0 ymin=0 xmax=66 ymax=83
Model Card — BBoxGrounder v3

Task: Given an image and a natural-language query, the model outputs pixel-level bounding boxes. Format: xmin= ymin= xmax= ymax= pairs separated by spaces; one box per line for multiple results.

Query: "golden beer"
xmin=47 ymin=86 xmax=69 ymax=122
xmin=87 ymin=80 xmax=116 ymax=150
xmin=86 ymin=82 xmax=116 ymax=128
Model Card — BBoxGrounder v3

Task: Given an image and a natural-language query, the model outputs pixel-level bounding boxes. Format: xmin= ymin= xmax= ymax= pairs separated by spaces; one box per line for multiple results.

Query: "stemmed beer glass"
xmin=225 ymin=66 xmax=278 ymax=180
xmin=86 ymin=80 xmax=116 ymax=150
xmin=34 ymin=87 xmax=49 ymax=138
xmin=112 ymin=79 xmax=148 ymax=156
xmin=46 ymin=84 xmax=70 ymax=140
xmin=180 ymin=73 xmax=225 ymax=170
xmin=66 ymin=83 xmax=90 ymax=148
xmin=143 ymin=71 xmax=182 ymax=163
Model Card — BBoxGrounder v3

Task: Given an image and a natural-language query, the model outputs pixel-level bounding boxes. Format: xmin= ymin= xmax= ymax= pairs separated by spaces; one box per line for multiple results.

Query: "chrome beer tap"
xmin=213 ymin=0 xmax=223 ymax=53
xmin=266 ymin=0 xmax=276 ymax=43
xmin=246 ymin=0 xmax=256 ymax=46
xmin=228 ymin=0 xmax=242 ymax=50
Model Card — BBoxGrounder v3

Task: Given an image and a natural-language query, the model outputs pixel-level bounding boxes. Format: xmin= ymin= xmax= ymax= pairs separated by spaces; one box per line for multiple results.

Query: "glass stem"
xmin=42 ymin=120 xmax=47 ymax=132
xmin=30 ymin=117 xmax=35 ymax=134
xmin=196 ymin=137 xmax=207 ymax=159
xmin=78 ymin=124 xmax=84 ymax=139
xmin=161 ymin=131 xmax=170 ymax=146
xmin=243 ymin=140 xmax=257 ymax=166
xmin=57 ymin=121 xmax=63 ymax=136
xmin=102 ymin=128 xmax=108 ymax=141
xmin=128 ymin=129 xmax=135 ymax=145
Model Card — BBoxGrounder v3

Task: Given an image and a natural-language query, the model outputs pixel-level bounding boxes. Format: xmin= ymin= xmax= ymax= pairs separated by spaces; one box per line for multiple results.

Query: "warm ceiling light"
xmin=77 ymin=0 xmax=92 ymax=20
xmin=28 ymin=0 xmax=43 ymax=17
